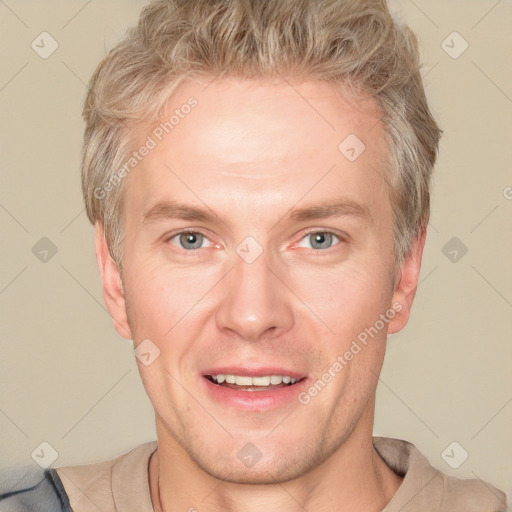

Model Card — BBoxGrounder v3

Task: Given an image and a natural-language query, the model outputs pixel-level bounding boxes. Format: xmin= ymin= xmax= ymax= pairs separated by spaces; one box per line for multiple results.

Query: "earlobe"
xmin=387 ymin=227 xmax=427 ymax=335
xmin=95 ymin=222 xmax=132 ymax=340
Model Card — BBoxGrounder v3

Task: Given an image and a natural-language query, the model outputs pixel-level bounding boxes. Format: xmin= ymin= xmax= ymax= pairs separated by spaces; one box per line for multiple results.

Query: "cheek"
xmin=290 ymin=261 xmax=393 ymax=335
xmin=122 ymin=258 xmax=183 ymax=340
xmin=122 ymin=257 xmax=221 ymax=372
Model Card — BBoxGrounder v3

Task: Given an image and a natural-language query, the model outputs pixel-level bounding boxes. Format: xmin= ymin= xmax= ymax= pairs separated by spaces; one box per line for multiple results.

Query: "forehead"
xmin=124 ymin=77 xmax=390 ymax=219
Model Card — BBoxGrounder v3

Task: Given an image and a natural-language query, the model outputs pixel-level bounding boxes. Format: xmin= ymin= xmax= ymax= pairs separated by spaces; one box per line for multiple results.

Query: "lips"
xmin=201 ymin=369 xmax=310 ymax=410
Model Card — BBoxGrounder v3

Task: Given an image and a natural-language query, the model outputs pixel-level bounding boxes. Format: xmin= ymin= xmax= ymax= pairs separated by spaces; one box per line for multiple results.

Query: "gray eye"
xmin=309 ymin=232 xmax=335 ymax=250
xmin=302 ymin=231 xmax=339 ymax=249
xmin=296 ymin=231 xmax=341 ymax=251
xmin=178 ymin=232 xmax=205 ymax=250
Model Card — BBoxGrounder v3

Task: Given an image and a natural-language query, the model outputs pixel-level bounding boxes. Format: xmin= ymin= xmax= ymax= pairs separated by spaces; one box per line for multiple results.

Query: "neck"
xmin=149 ymin=406 xmax=403 ymax=512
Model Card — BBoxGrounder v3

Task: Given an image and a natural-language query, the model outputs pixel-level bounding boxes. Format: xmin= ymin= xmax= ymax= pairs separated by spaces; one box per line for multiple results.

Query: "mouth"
xmin=204 ymin=374 xmax=306 ymax=392
xmin=201 ymin=369 xmax=309 ymax=410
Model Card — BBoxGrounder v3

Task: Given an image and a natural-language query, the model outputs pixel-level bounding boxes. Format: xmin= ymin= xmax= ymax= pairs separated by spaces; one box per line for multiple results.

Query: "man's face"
xmin=102 ymin=77 xmax=417 ymax=483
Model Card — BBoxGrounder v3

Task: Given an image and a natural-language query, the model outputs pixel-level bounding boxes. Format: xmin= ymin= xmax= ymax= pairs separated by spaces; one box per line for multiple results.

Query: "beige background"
xmin=1 ymin=0 xmax=511 ymax=495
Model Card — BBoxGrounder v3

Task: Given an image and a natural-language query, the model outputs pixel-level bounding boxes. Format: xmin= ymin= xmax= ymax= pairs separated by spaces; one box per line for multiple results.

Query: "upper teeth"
xmin=211 ymin=374 xmax=297 ymax=386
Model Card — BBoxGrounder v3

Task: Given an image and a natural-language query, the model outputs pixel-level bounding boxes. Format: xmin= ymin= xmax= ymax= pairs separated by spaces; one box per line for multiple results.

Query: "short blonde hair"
xmin=81 ymin=0 xmax=442 ymax=271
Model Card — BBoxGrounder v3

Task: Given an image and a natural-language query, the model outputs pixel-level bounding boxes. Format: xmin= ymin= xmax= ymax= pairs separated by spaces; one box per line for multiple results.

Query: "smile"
xmin=205 ymin=374 xmax=304 ymax=391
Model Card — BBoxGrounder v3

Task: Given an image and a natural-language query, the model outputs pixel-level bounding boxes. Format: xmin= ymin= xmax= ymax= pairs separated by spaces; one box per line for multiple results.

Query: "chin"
xmin=183 ymin=435 xmax=327 ymax=485
xmin=198 ymin=455 xmax=312 ymax=485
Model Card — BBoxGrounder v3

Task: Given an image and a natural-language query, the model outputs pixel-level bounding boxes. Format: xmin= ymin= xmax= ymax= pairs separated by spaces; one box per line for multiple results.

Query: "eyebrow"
xmin=142 ymin=198 xmax=372 ymax=226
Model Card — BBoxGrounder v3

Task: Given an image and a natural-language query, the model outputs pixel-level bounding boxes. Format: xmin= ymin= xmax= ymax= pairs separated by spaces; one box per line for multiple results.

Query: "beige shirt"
xmin=56 ymin=437 xmax=508 ymax=512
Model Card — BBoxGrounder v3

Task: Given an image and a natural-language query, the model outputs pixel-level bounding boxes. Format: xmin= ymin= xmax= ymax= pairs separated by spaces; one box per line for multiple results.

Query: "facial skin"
xmin=95 ymin=77 xmax=425 ymax=512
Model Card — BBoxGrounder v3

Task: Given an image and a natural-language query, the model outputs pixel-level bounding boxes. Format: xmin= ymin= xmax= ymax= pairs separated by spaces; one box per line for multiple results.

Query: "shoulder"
xmin=0 ymin=466 xmax=72 ymax=512
xmin=374 ymin=436 xmax=509 ymax=512
xmin=440 ymin=471 xmax=509 ymax=511
xmin=55 ymin=441 xmax=157 ymax=512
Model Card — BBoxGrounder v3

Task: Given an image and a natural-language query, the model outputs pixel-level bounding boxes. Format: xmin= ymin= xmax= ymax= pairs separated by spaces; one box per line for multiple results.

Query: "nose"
xmin=215 ymin=246 xmax=294 ymax=342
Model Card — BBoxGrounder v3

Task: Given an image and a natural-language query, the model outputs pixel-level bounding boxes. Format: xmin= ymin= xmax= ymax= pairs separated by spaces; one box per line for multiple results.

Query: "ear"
xmin=387 ymin=226 xmax=427 ymax=335
xmin=95 ymin=221 xmax=132 ymax=340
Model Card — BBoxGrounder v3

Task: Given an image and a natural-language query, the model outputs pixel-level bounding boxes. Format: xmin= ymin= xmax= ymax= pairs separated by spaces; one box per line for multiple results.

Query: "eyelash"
xmin=164 ymin=228 xmax=345 ymax=254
